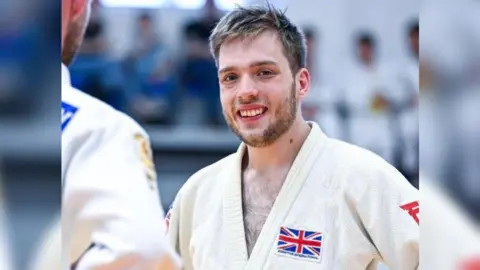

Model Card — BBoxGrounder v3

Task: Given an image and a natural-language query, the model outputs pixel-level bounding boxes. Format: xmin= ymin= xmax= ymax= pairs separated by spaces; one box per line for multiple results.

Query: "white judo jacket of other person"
xmin=61 ymin=64 xmax=180 ymax=270
xmin=167 ymin=122 xmax=419 ymax=270
xmin=0 ymin=168 xmax=11 ymax=270
xmin=420 ymin=174 xmax=480 ymax=270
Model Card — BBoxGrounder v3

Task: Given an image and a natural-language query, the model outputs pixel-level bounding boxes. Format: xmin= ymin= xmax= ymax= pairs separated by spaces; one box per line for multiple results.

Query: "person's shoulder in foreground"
xmin=62 ymin=71 xmax=181 ymax=269
xmin=61 ymin=73 xmax=157 ymax=190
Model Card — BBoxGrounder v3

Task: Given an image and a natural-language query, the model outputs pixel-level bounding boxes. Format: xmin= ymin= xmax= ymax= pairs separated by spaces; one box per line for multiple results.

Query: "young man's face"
xmin=217 ymin=30 xmax=309 ymax=147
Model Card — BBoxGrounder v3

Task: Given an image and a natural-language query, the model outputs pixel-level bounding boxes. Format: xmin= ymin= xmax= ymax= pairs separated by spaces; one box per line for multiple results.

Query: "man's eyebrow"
xmin=218 ymin=60 xmax=278 ymax=74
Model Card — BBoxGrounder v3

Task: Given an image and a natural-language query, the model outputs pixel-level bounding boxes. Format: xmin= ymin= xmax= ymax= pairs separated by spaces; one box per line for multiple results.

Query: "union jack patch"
xmin=276 ymin=226 xmax=323 ymax=262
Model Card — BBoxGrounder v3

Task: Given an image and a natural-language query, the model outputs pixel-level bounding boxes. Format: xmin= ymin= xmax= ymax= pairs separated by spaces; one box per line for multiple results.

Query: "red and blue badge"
xmin=276 ymin=226 xmax=323 ymax=262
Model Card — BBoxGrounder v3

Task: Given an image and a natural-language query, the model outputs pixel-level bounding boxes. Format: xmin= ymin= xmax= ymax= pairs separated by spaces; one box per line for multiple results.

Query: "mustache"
xmin=234 ymin=96 xmax=267 ymax=106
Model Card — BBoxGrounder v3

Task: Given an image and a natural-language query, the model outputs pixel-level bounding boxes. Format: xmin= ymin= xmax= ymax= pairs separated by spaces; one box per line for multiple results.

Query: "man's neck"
xmin=244 ymin=119 xmax=311 ymax=172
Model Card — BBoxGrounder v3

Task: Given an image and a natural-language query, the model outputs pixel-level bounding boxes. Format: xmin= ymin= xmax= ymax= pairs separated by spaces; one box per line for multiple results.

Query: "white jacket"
xmin=167 ymin=122 xmax=419 ymax=270
xmin=59 ymin=64 xmax=180 ymax=270
xmin=420 ymin=175 xmax=480 ymax=270
xmin=0 ymin=167 xmax=11 ymax=270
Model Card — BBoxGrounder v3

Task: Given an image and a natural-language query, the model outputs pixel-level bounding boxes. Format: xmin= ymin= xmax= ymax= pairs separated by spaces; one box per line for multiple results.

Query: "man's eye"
xmin=223 ymin=74 xmax=238 ymax=82
xmin=258 ymin=70 xmax=274 ymax=76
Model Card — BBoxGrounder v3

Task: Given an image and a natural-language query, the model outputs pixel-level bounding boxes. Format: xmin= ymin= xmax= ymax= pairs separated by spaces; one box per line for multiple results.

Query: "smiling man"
xmin=167 ymin=4 xmax=419 ymax=270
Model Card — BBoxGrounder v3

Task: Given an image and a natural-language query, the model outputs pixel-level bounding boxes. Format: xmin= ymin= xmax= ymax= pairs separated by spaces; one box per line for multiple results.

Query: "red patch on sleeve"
xmin=400 ymin=200 xmax=419 ymax=225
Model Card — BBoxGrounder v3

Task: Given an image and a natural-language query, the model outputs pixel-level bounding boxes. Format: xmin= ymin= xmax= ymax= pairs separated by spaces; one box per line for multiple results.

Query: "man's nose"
xmin=237 ymin=76 xmax=259 ymax=101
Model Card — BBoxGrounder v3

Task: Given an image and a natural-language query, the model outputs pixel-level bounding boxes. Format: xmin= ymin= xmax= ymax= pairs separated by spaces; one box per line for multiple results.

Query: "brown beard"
xmin=62 ymin=11 xmax=89 ymax=66
xmin=224 ymin=82 xmax=297 ymax=148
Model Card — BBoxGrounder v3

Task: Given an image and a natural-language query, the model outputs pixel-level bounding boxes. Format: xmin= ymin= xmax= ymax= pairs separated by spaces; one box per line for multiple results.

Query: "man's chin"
xmin=239 ymin=133 xmax=271 ymax=148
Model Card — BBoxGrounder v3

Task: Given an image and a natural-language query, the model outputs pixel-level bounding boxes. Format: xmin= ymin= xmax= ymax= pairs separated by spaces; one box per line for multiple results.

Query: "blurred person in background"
xmin=179 ymin=0 xmax=224 ymax=127
xmin=57 ymin=0 xmax=181 ymax=269
xmin=78 ymin=0 xmax=107 ymax=55
xmin=405 ymin=19 xmax=419 ymax=89
xmin=69 ymin=0 xmax=126 ymax=111
xmin=343 ymin=31 xmax=405 ymax=170
xmin=125 ymin=12 xmax=179 ymax=125
xmin=301 ymin=27 xmax=344 ymax=140
xmin=396 ymin=19 xmax=419 ymax=186
xmin=167 ymin=4 xmax=418 ymax=270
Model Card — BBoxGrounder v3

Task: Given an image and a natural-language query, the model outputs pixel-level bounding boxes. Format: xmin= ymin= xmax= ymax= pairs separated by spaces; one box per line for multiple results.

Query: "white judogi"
xmin=167 ymin=122 xmax=419 ymax=270
xmin=421 ymin=174 xmax=480 ymax=270
xmin=0 ymin=168 xmax=11 ymax=270
xmin=398 ymin=58 xmax=419 ymax=175
xmin=60 ymin=64 xmax=180 ymax=269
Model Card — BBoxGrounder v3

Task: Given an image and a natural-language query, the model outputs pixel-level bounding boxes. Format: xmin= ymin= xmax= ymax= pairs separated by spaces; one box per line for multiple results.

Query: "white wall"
xmin=100 ymin=0 xmax=418 ymax=84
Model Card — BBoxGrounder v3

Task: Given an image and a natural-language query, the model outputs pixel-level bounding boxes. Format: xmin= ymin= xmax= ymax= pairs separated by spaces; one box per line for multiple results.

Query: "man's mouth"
xmin=237 ymin=107 xmax=268 ymax=118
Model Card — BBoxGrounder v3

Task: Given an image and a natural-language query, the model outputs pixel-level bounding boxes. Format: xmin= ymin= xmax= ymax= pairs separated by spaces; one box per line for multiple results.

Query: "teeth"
xmin=240 ymin=108 xmax=264 ymax=117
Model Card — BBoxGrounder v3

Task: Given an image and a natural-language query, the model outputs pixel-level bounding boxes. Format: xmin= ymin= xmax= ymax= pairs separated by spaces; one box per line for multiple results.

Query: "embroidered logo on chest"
xmin=276 ymin=226 xmax=323 ymax=262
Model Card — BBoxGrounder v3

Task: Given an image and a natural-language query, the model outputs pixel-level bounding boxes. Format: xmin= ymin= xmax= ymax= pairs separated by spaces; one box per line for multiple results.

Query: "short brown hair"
xmin=209 ymin=3 xmax=307 ymax=75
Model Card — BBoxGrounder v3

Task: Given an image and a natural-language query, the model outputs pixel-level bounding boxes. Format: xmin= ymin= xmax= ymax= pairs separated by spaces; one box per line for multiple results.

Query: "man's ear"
xmin=296 ymin=68 xmax=311 ymax=99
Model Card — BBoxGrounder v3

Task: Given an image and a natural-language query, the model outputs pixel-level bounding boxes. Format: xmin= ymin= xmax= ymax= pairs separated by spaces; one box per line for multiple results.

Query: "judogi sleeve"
xmin=65 ymin=117 xmax=180 ymax=270
xmin=355 ymin=162 xmax=419 ymax=270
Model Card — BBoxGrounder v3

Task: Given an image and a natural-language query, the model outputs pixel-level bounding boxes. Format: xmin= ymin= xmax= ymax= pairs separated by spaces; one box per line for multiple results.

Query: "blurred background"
xmin=0 ymin=0 xmax=60 ymax=269
xmin=2 ymin=0 xmax=479 ymax=268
